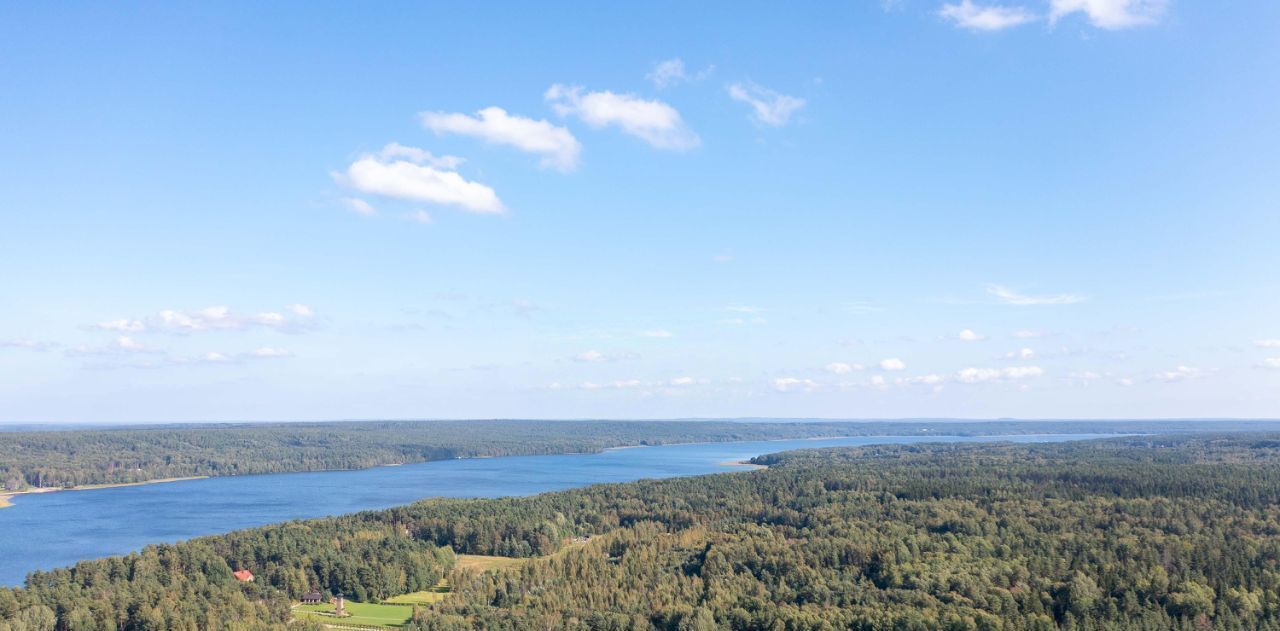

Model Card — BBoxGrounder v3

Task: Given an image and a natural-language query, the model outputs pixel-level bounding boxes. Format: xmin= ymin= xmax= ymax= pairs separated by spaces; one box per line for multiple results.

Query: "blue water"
xmin=0 ymin=433 xmax=1105 ymax=586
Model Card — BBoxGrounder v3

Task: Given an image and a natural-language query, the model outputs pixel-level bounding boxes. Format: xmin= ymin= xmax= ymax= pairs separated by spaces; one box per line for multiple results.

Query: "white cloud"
xmin=669 ymin=376 xmax=696 ymax=386
xmin=1004 ymin=347 xmax=1037 ymax=360
xmin=1116 ymin=377 xmax=1136 ymax=387
xmin=1155 ymin=365 xmax=1202 ymax=383
xmin=988 ymin=284 xmax=1086 ymax=306
xmin=773 ymin=377 xmax=819 ymax=393
xmin=545 ymin=84 xmax=700 ymax=150
xmin=159 ymin=307 xmax=269 ymax=332
xmin=1050 ymin=0 xmax=1165 ymax=29
xmin=727 ymin=82 xmax=806 ymax=127
xmin=377 ymin=142 xmax=465 ymax=169
xmin=1257 ymin=358 xmax=1280 ymax=370
xmin=1254 ymin=339 xmax=1280 ymax=349
xmin=726 ymin=306 xmax=761 ymax=313
xmin=339 ymin=144 xmax=504 ymax=214
xmin=572 ymin=349 xmax=638 ymax=363
xmin=91 ymin=305 xmax=317 ymax=334
xmin=403 ymin=210 xmax=434 ymax=225
xmin=712 ymin=254 xmax=733 ymax=264
xmin=825 ymin=362 xmax=865 ymax=375
xmin=902 ymin=373 xmax=947 ymax=386
xmin=939 ymin=0 xmax=1037 ymax=31
xmin=640 ymin=329 xmax=673 ymax=338
xmin=574 ymin=350 xmax=606 ymax=363
xmin=67 ymin=336 xmax=158 ymax=357
xmin=958 ymin=329 xmax=986 ymax=341
xmin=576 ymin=379 xmax=647 ymax=391
xmin=646 ymin=58 xmax=714 ymax=89
xmin=955 ymin=365 xmax=1044 ymax=384
xmin=880 ymin=358 xmax=907 ymax=371
xmin=420 ymin=107 xmax=582 ymax=172
xmin=870 ymin=375 xmax=888 ymax=388
xmin=1013 ymin=330 xmax=1046 ymax=339
xmin=342 ymin=197 xmax=377 ymax=216
xmin=92 ymin=318 xmax=147 ymax=333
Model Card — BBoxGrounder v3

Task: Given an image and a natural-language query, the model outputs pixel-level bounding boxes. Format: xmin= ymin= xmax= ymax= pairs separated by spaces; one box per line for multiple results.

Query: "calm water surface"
xmin=0 ymin=433 xmax=1104 ymax=585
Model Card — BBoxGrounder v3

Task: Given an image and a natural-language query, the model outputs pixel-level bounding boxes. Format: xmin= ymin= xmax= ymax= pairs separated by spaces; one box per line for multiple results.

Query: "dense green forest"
xmin=6 ymin=419 xmax=1280 ymax=491
xmin=8 ymin=433 xmax=1280 ymax=629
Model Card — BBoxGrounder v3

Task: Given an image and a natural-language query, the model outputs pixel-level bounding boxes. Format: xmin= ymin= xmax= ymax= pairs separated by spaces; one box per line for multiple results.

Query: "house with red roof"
xmin=232 ymin=570 xmax=254 ymax=582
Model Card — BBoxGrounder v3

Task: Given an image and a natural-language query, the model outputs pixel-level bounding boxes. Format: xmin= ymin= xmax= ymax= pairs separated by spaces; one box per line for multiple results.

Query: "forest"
xmin=6 ymin=418 xmax=1280 ymax=491
xmin=7 ymin=433 xmax=1280 ymax=629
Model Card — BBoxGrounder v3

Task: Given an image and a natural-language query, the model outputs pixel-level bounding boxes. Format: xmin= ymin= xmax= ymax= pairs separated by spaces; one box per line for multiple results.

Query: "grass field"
xmin=384 ymin=580 xmax=451 ymax=605
xmin=293 ymin=547 xmax=591 ymax=626
xmin=295 ymin=601 xmax=414 ymax=628
xmin=454 ymin=554 xmax=528 ymax=572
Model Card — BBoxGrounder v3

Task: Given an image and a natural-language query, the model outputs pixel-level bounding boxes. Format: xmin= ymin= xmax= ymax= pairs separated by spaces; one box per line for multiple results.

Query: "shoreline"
xmin=719 ymin=459 xmax=768 ymax=470
xmin=0 ymin=433 xmax=1111 ymax=510
xmin=0 ymin=476 xmax=208 ymax=509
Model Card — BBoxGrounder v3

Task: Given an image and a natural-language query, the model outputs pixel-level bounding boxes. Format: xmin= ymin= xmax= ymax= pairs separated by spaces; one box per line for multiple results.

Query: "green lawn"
xmin=295 ymin=601 xmax=414 ymax=628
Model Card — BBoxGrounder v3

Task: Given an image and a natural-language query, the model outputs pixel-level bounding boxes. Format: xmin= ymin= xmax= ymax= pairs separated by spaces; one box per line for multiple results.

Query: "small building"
xmin=301 ymin=590 xmax=324 ymax=605
xmin=232 ymin=570 xmax=255 ymax=583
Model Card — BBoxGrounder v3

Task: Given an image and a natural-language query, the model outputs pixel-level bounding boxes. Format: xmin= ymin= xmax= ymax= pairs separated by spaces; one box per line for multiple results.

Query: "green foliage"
xmin=10 ymin=433 xmax=1280 ymax=630
xmin=7 ymin=419 xmax=1275 ymax=489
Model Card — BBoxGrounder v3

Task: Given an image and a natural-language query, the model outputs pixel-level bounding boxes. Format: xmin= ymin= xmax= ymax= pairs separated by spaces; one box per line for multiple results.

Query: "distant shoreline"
xmin=0 ymin=476 xmax=207 ymax=509
xmin=719 ymin=459 xmax=768 ymax=470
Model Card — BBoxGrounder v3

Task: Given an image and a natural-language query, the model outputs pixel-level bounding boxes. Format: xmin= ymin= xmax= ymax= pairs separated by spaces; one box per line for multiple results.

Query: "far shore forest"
xmin=6 ymin=418 xmax=1280 ymax=492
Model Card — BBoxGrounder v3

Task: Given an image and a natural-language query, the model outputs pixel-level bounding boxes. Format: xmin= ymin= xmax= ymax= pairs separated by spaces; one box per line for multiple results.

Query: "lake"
xmin=0 ymin=433 xmax=1106 ymax=586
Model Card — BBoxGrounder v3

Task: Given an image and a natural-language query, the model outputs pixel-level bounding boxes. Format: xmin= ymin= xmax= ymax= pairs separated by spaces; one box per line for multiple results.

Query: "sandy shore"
xmin=719 ymin=459 xmax=767 ymax=470
xmin=0 ymin=476 xmax=207 ymax=509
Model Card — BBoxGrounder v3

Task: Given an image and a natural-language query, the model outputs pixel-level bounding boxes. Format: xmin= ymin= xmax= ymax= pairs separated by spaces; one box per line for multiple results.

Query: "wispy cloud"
xmin=955 ymin=365 xmax=1044 ymax=384
xmin=1254 ymin=339 xmax=1280 ymax=349
xmin=727 ymin=82 xmax=806 ymax=127
xmin=824 ymin=362 xmax=865 ymax=374
xmin=546 ymin=84 xmax=700 ymax=150
xmin=958 ymin=329 xmax=987 ymax=341
xmin=773 ymin=377 xmax=820 ymax=393
xmin=66 ymin=336 xmax=160 ymax=357
xmin=420 ymin=107 xmax=582 ymax=172
xmin=988 ymin=284 xmax=1086 ymax=306
xmin=342 ymin=197 xmax=377 ymax=216
xmin=646 ymin=58 xmax=714 ymax=89
xmin=1155 ymin=365 xmax=1203 ymax=383
xmin=939 ymin=0 xmax=1037 ymax=31
xmin=89 ymin=305 xmax=317 ymax=335
xmin=1049 ymin=0 xmax=1166 ymax=29
xmin=402 ymin=210 xmax=433 ymax=225
xmin=572 ymin=349 xmax=639 ymax=363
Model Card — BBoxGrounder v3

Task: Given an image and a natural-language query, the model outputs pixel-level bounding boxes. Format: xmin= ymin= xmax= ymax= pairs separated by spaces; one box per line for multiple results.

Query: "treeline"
xmin=7 ymin=418 xmax=1280 ymax=491
xmin=8 ymin=434 xmax=1280 ymax=629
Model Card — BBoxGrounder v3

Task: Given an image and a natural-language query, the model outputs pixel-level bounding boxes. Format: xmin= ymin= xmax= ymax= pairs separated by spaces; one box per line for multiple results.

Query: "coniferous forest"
xmin=6 ymin=433 xmax=1280 ymax=630
xmin=6 ymin=419 xmax=1278 ymax=491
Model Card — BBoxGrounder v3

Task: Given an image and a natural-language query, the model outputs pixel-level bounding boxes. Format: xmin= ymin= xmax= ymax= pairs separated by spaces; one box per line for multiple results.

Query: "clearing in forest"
xmin=294 ymin=601 xmax=414 ymax=628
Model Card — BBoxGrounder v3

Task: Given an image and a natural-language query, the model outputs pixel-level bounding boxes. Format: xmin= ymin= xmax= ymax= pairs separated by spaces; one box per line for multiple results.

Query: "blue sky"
xmin=2 ymin=1 xmax=1278 ymax=423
